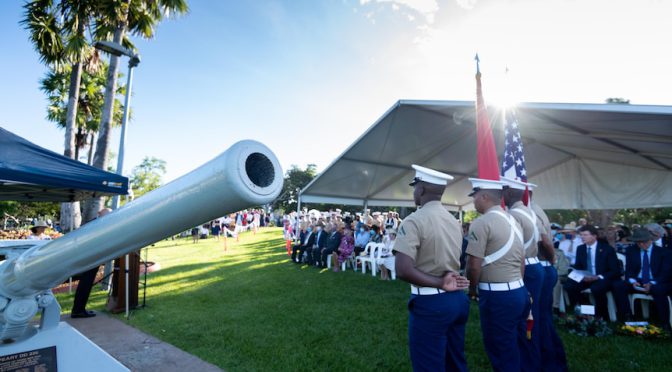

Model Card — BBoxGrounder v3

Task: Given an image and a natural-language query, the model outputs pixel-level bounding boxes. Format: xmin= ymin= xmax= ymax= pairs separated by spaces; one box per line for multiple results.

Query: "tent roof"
xmin=301 ymin=100 xmax=672 ymax=210
xmin=0 ymin=127 xmax=129 ymax=202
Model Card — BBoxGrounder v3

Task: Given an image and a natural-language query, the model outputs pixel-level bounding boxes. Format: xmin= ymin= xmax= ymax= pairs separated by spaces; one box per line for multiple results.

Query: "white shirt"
xmin=559 ymin=239 xmax=577 ymax=265
xmin=572 ymin=236 xmax=583 ymax=249
xmin=27 ymin=234 xmax=51 ymax=241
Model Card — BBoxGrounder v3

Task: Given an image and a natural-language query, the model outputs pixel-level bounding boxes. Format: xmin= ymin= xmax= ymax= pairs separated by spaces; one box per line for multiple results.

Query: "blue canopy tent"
xmin=0 ymin=127 xmax=129 ymax=202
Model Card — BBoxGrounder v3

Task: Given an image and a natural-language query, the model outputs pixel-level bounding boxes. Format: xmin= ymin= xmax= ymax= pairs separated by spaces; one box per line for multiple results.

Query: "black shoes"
xmin=71 ymin=310 xmax=96 ymax=318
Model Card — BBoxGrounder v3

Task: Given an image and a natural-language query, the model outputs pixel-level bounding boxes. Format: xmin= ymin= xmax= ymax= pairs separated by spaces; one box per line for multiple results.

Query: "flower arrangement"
xmin=617 ymin=323 xmax=669 ymax=340
xmin=557 ymin=314 xmax=613 ymax=337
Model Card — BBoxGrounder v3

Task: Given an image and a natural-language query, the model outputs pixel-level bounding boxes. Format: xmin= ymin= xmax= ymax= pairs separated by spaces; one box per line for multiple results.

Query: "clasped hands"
xmin=582 ymin=275 xmax=600 ymax=283
xmin=441 ymin=271 xmax=469 ymax=292
xmin=632 ymin=281 xmax=652 ymax=293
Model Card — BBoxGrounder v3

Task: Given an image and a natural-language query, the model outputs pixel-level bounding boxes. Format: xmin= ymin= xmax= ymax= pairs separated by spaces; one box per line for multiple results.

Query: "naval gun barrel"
xmin=0 ymin=140 xmax=283 ymax=298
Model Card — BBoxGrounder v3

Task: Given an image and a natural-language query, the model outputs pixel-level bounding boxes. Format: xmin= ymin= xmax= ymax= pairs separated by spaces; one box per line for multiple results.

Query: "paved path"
xmin=63 ymin=314 xmax=223 ymax=372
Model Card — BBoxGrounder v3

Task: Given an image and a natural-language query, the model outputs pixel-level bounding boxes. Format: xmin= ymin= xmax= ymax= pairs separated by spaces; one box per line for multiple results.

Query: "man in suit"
xmin=307 ymin=222 xmax=327 ymax=266
xmin=563 ymin=225 xmax=620 ymax=319
xmin=612 ymin=228 xmax=672 ymax=328
xmin=320 ymin=222 xmax=342 ymax=267
xmin=291 ymin=224 xmax=315 ymax=264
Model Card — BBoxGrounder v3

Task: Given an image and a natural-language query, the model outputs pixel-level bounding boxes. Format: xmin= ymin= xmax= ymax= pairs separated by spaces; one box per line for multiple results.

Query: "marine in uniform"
xmin=501 ymin=176 xmax=543 ymax=371
xmin=465 ymin=177 xmax=528 ymax=372
xmin=394 ymin=165 xmax=470 ymax=372
xmin=529 ymin=187 xmax=568 ymax=372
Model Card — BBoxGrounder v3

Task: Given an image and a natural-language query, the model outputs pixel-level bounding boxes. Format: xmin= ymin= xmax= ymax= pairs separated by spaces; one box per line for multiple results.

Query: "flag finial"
xmin=475 ymin=53 xmax=480 ymax=74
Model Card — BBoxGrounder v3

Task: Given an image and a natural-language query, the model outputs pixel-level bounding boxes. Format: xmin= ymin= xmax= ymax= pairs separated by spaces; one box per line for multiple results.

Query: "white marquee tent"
xmin=300 ymin=100 xmax=672 ymax=211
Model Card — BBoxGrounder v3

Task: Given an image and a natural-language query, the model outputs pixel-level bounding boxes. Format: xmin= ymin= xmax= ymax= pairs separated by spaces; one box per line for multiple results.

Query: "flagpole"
xmin=474 ymin=54 xmax=500 ymax=180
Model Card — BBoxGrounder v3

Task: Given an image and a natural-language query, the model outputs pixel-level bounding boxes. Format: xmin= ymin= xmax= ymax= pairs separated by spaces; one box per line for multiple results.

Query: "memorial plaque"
xmin=0 ymin=346 xmax=57 ymax=372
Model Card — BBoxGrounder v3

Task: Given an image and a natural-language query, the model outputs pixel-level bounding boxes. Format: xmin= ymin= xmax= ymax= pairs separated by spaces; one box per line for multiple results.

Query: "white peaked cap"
xmin=468 ymin=177 xmax=504 ymax=196
xmin=526 ymin=180 xmax=538 ymax=190
xmin=500 ymin=176 xmax=529 ymax=190
xmin=409 ymin=164 xmax=454 ymax=186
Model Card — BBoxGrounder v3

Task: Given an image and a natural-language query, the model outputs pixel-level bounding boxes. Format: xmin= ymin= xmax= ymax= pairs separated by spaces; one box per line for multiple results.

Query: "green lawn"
xmin=55 ymin=228 xmax=671 ymax=371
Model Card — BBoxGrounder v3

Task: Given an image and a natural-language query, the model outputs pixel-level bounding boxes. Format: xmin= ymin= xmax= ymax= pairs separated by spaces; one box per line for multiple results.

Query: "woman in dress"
xmin=332 ymin=223 xmax=354 ymax=272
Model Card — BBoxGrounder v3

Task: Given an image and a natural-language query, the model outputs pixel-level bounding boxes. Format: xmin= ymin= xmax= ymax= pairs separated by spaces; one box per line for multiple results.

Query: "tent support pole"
xmin=295 ymin=190 xmax=301 ymax=244
xmin=577 ymin=158 xmax=584 ymax=209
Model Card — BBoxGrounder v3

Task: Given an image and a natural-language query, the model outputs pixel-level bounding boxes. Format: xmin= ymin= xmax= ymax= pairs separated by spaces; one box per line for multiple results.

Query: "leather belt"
xmin=539 ymin=260 xmax=551 ymax=267
xmin=525 ymin=257 xmax=540 ymax=265
xmin=411 ymin=285 xmax=446 ymax=295
xmin=478 ymin=279 xmax=525 ymax=291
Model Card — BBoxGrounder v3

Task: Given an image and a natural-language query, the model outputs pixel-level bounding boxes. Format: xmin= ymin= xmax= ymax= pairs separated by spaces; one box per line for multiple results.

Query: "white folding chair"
xmin=372 ymin=242 xmax=395 ymax=278
xmin=356 ymin=242 xmax=377 ymax=274
xmin=388 ymin=257 xmax=397 ymax=280
xmin=629 ymin=293 xmax=654 ymax=319
xmin=616 ymin=253 xmax=626 ymax=278
xmin=327 ymin=256 xmax=350 ymax=271
xmin=581 ymin=288 xmax=618 ymax=321
xmin=668 ymin=296 xmax=672 ymax=328
xmin=370 ymin=243 xmax=387 ymax=277
xmin=557 ymin=283 xmax=568 ymax=313
xmin=346 ymin=252 xmax=357 ymax=271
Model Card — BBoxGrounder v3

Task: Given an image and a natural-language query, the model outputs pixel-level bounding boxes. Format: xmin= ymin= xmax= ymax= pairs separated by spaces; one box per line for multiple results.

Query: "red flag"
xmin=475 ymin=66 xmax=500 ymax=181
xmin=526 ymin=309 xmax=534 ymax=340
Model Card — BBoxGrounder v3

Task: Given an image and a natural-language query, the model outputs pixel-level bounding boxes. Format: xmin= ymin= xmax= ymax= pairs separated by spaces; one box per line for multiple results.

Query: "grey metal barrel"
xmin=0 ymin=140 xmax=283 ymax=298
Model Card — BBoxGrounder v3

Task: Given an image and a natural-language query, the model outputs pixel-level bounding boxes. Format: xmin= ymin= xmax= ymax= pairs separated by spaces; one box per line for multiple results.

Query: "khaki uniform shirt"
xmin=509 ymin=201 xmax=538 ymax=258
xmin=393 ymin=201 xmax=462 ymax=276
xmin=466 ymin=205 xmax=524 ymax=283
xmin=531 ymin=201 xmax=553 ymax=261
xmin=531 ymin=202 xmax=551 ymax=238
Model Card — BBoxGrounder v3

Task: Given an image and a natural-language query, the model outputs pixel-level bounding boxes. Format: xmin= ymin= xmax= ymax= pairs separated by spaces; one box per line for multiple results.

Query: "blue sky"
xmin=1 ymin=0 xmax=670 ymax=183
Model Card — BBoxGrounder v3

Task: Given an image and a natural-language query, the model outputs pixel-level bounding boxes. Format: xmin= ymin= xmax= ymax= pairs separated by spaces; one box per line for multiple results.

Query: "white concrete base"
xmin=0 ymin=322 xmax=128 ymax=371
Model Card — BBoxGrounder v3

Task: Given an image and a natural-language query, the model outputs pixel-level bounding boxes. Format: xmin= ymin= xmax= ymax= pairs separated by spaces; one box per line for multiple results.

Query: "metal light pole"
xmin=111 ymin=55 xmax=140 ymax=210
xmin=94 ymin=41 xmax=141 ymax=317
xmin=94 ymin=41 xmax=141 ymax=210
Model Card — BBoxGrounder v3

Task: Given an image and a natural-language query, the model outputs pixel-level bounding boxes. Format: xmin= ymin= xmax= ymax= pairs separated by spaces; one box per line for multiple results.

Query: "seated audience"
xmin=558 ymin=224 xmax=578 ymax=265
xmin=354 ymin=225 xmax=371 ymax=257
xmin=292 ymin=224 xmax=315 ymax=263
xmin=308 ymin=222 xmax=328 ymax=266
xmin=378 ymin=229 xmax=397 ymax=280
xmin=645 ymin=223 xmax=669 ymax=249
xmin=614 ymin=226 xmax=631 ymax=254
xmin=370 ymin=224 xmax=383 ymax=243
xmin=612 ymin=228 xmax=672 ymax=329
xmin=332 ymin=224 xmax=354 ymax=272
xmin=319 ymin=223 xmax=342 ymax=267
xmin=563 ymin=225 xmax=620 ymax=319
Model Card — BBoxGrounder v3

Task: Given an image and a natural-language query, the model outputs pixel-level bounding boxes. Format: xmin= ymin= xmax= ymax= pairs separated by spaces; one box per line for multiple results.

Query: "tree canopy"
xmin=273 ymin=164 xmax=317 ymax=213
xmin=129 ymin=156 xmax=167 ymax=199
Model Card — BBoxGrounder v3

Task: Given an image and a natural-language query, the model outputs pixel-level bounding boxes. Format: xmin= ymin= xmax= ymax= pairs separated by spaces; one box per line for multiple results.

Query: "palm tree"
xmin=84 ymin=0 xmax=189 ymax=222
xmin=40 ymin=61 xmax=126 ymax=162
xmin=22 ymin=0 xmax=102 ymax=232
xmin=22 ymin=0 xmax=101 ymax=160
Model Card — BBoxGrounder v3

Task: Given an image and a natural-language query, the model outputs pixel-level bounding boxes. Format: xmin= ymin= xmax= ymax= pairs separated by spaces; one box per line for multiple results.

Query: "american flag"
xmin=501 ymin=109 xmax=527 ymax=182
